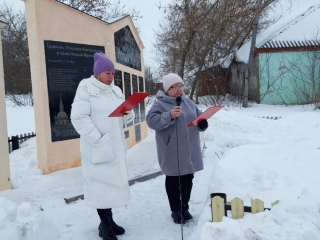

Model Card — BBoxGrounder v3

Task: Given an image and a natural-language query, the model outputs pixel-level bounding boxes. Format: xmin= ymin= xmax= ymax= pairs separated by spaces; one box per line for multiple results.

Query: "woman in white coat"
xmin=71 ymin=52 xmax=134 ymax=240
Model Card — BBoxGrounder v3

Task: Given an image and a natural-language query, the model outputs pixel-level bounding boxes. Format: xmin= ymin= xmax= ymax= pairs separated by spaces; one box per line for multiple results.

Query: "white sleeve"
xmin=71 ymin=85 xmax=101 ymax=143
xmin=123 ymin=110 xmax=135 ymax=124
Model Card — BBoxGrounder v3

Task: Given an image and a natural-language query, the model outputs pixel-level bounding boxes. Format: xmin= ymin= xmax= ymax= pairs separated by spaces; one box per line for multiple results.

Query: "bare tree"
xmin=244 ymin=0 xmax=262 ymax=107
xmin=154 ymin=0 xmax=282 ymax=103
xmin=144 ymin=64 xmax=158 ymax=95
xmin=259 ymin=53 xmax=299 ymax=103
xmin=0 ymin=3 xmax=32 ymax=105
xmin=288 ymin=50 xmax=320 ymax=108
xmin=57 ymin=0 xmax=141 ymax=23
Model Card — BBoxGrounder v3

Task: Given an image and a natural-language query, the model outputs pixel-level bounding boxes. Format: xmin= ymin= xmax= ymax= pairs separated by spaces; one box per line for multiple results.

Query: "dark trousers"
xmin=165 ymin=174 xmax=194 ymax=211
xmin=97 ymin=208 xmax=112 ymax=220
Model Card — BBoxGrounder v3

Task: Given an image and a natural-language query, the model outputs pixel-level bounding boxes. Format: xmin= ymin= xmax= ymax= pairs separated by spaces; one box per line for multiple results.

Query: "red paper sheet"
xmin=108 ymin=92 xmax=150 ymax=117
xmin=187 ymin=106 xmax=223 ymax=127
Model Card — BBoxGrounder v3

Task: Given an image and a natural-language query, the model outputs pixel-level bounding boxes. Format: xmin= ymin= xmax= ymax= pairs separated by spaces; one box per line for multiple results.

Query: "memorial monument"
xmin=23 ymin=0 xmax=146 ymax=174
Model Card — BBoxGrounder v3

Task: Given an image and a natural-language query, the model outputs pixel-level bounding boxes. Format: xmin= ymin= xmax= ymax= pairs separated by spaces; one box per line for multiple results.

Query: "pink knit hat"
xmin=162 ymin=73 xmax=184 ymax=92
xmin=93 ymin=52 xmax=115 ymax=75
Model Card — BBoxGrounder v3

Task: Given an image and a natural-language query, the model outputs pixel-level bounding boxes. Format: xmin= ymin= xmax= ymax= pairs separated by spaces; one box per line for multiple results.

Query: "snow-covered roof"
xmin=259 ymin=40 xmax=320 ymax=49
xmin=55 ymin=1 xmax=129 ymax=25
xmin=236 ymin=4 xmax=320 ymax=63
xmin=106 ymin=15 xmax=129 ymax=24
xmin=215 ymin=53 xmax=234 ymax=68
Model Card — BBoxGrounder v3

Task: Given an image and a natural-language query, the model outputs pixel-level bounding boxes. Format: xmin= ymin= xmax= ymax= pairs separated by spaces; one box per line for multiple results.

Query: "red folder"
xmin=187 ymin=106 xmax=223 ymax=127
xmin=108 ymin=92 xmax=150 ymax=117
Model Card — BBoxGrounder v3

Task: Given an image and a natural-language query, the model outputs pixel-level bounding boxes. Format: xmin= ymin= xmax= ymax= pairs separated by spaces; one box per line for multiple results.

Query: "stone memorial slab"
xmin=124 ymin=72 xmax=131 ymax=99
xmin=114 ymin=69 xmax=123 ymax=91
xmin=132 ymin=75 xmax=140 ymax=124
xmin=135 ymin=124 xmax=141 ymax=142
xmin=44 ymin=40 xmax=104 ymax=142
xmin=123 ymin=72 xmax=132 ymax=127
xmin=115 ymin=26 xmax=141 ymax=71
xmin=139 ymin=76 xmax=145 ymax=122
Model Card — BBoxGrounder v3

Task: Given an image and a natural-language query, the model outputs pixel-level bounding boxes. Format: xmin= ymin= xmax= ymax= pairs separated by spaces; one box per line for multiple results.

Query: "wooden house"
xmin=233 ymin=4 xmax=320 ymax=105
xmin=197 ymin=65 xmax=231 ymax=97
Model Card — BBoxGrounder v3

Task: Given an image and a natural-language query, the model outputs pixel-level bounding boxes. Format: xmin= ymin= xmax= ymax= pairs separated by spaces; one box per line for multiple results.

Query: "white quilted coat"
xmin=71 ymin=76 xmax=133 ymax=209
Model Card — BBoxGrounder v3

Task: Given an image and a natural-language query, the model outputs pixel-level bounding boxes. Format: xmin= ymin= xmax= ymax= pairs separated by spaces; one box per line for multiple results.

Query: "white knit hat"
xmin=162 ymin=73 xmax=184 ymax=92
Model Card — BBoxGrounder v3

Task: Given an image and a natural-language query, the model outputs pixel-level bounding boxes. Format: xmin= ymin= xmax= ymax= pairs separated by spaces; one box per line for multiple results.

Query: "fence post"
xmin=19 ymin=134 xmax=23 ymax=145
xmin=251 ymin=199 xmax=264 ymax=214
xmin=272 ymin=200 xmax=279 ymax=207
xmin=210 ymin=193 xmax=227 ymax=222
xmin=231 ymin=197 xmax=244 ymax=219
xmin=11 ymin=135 xmax=19 ymax=151
xmin=8 ymin=137 xmax=11 ymax=153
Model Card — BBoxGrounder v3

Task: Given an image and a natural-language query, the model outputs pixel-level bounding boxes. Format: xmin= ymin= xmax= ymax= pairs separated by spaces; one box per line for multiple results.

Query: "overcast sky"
xmin=3 ymin=0 xmax=320 ymax=73
xmin=3 ymin=0 xmax=170 ymax=71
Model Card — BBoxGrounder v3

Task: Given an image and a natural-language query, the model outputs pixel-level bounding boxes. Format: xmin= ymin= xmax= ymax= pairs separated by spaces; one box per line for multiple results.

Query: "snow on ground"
xmin=1 ymin=100 xmax=320 ymax=239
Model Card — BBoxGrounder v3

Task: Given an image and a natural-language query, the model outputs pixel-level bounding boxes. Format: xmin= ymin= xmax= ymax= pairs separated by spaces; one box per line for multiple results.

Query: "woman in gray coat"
xmin=146 ymin=73 xmax=208 ymax=224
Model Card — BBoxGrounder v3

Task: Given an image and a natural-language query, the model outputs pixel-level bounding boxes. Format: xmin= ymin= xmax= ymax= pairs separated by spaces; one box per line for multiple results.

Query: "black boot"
xmin=99 ymin=218 xmax=125 ymax=236
xmin=99 ymin=217 xmax=118 ymax=240
xmin=99 ymin=219 xmax=125 ymax=236
xmin=110 ymin=218 xmax=125 ymax=235
xmin=182 ymin=210 xmax=193 ymax=221
xmin=171 ymin=211 xmax=185 ymax=224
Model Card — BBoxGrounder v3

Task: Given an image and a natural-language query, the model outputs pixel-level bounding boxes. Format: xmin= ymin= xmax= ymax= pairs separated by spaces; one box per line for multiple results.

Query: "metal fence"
xmin=8 ymin=132 xmax=36 ymax=153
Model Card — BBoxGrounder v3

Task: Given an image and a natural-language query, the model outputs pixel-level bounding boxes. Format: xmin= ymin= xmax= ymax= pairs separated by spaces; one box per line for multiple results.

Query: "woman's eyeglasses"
xmin=170 ymin=85 xmax=184 ymax=90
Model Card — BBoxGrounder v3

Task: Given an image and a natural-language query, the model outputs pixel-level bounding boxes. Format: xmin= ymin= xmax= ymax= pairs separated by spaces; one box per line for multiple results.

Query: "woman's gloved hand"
xmin=123 ymin=110 xmax=134 ymax=123
xmin=197 ymin=119 xmax=208 ymax=131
